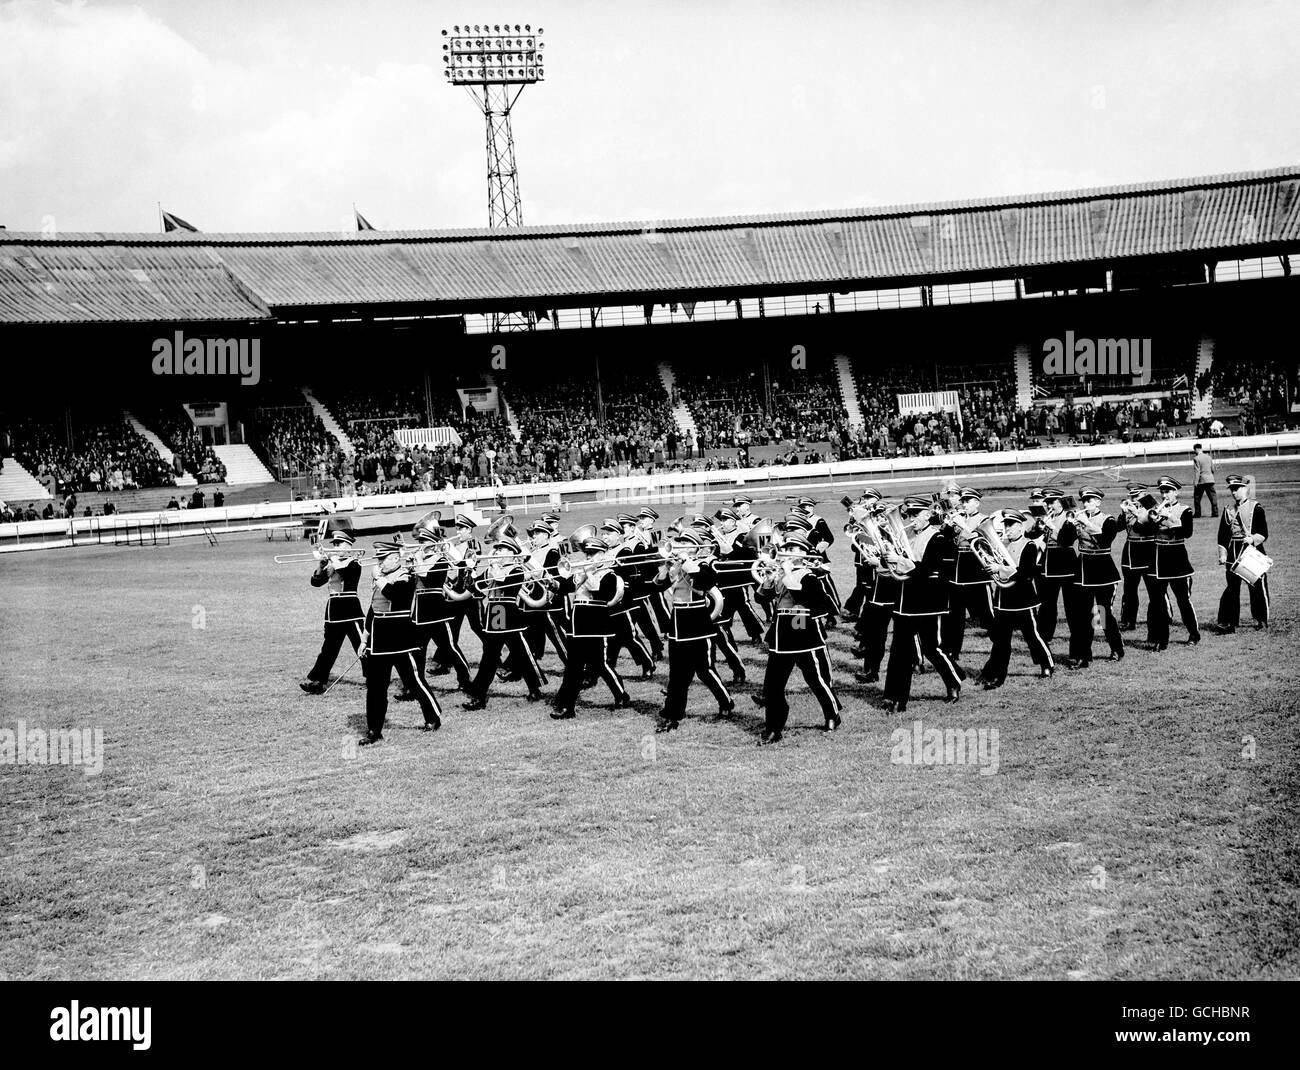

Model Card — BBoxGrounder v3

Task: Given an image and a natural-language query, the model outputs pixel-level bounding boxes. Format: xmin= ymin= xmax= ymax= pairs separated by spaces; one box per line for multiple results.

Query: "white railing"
xmin=4 ymin=431 xmax=1298 ymax=551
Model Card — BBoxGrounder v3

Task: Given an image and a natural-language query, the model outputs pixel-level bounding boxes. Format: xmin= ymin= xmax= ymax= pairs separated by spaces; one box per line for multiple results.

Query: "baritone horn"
xmin=881 ymin=505 xmax=917 ymax=564
xmin=969 ymin=516 xmax=1017 ymax=588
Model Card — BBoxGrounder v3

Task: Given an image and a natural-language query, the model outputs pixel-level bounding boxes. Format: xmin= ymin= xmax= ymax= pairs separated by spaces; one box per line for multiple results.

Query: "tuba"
xmin=881 ymin=505 xmax=917 ymax=564
xmin=970 ymin=516 xmax=1017 ymax=588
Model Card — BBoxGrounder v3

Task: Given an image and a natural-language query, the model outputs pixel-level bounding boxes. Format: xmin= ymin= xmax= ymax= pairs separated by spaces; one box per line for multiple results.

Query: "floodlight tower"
xmin=441 ymin=23 xmax=545 ymax=332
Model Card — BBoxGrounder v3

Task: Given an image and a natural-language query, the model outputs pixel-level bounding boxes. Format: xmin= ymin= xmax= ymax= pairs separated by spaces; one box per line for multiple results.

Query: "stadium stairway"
xmin=301 ymin=388 xmax=354 ymax=457
xmin=123 ymin=410 xmax=197 ymax=486
xmin=0 ymin=456 xmax=52 ymax=502
xmin=658 ymin=361 xmax=697 ymax=441
xmin=213 ymin=444 xmax=276 ymax=485
xmin=1192 ymin=336 xmax=1215 ymax=420
xmin=1014 ymin=343 xmax=1035 ymax=410
xmin=484 ymin=373 xmax=522 ymax=441
xmin=833 ymin=353 xmax=865 ymax=429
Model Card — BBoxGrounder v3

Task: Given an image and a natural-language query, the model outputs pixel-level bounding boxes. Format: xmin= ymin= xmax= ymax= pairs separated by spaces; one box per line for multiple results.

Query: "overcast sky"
xmin=1 ymin=0 xmax=1297 ymax=234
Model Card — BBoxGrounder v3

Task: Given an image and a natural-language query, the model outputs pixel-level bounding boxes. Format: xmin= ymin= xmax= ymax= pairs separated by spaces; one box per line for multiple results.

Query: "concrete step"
xmin=123 ymin=410 xmax=197 ymax=486
xmin=213 ymin=444 xmax=276 ymax=485
xmin=0 ymin=456 xmax=52 ymax=502
xmin=302 ymin=388 xmax=354 ymax=457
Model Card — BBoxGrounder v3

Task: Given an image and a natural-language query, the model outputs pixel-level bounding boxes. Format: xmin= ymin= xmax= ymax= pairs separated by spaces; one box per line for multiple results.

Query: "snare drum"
xmin=1232 ymin=545 xmax=1273 ymax=586
xmin=669 ymin=599 xmax=715 ymax=642
xmin=770 ymin=608 xmax=824 ymax=654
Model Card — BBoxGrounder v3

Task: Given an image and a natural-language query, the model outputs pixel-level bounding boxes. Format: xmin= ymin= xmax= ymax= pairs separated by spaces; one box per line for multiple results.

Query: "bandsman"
xmin=710 ymin=507 xmax=759 ymax=683
xmin=358 ymin=539 xmax=442 ymax=745
xmin=550 ymin=537 xmax=632 ymax=719
xmin=978 ymin=509 xmax=1054 ymax=688
xmin=601 ymin=519 xmax=657 ymax=678
xmin=1118 ymin=482 xmax=1155 ymax=631
xmin=1215 ymin=474 xmax=1270 ymax=632
xmin=752 ymin=531 xmax=842 ymax=743
xmin=459 ymin=535 xmax=547 ymax=709
xmin=1065 ymin=487 xmax=1124 ymax=667
xmin=848 ymin=491 xmax=897 ymax=684
xmin=1144 ymin=477 xmax=1200 ymax=650
xmin=619 ymin=512 xmax=667 ymax=665
xmin=1037 ymin=489 xmax=1079 ymax=646
xmin=518 ymin=519 xmax=569 ymax=667
xmin=409 ymin=515 xmax=472 ymax=692
xmin=653 ymin=530 xmax=733 ymax=733
xmin=941 ymin=487 xmax=996 ymax=659
xmin=879 ymin=496 xmax=964 ymax=713
xmin=300 ymin=527 xmax=366 ymax=695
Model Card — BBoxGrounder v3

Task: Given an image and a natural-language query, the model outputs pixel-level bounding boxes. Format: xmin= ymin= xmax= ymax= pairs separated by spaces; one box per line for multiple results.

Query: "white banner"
xmin=393 ymin=426 xmax=463 ymax=448
xmin=897 ymin=390 xmax=960 ymax=416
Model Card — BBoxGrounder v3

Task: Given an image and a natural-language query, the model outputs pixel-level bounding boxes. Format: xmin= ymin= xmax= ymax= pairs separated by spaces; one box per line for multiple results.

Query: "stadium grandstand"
xmin=1 ymin=166 xmax=1298 ymax=520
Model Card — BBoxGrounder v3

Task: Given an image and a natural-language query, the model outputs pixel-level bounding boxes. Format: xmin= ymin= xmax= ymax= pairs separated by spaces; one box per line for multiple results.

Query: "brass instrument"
xmin=881 ymin=505 xmax=917 ymax=564
xmin=274 ymin=545 xmax=368 ymax=564
xmin=969 ymin=516 xmax=1017 ymax=588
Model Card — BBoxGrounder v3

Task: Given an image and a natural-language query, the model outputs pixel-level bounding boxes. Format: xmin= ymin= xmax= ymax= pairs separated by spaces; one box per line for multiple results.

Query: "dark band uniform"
xmin=411 ymin=548 xmax=472 ymax=690
xmin=1037 ymin=500 xmax=1078 ymax=645
xmin=757 ymin=537 xmax=842 ymax=741
xmin=1216 ymin=476 xmax=1270 ymax=629
xmin=551 ymin=546 xmax=630 ymax=717
xmin=655 ymin=537 xmax=732 ymax=728
xmin=1145 ymin=478 xmax=1200 ymax=648
xmin=941 ymin=489 xmax=996 ymax=658
xmin=362 ymin=545 xmax=441 ymax=742
xmin=1119 ymin=484 xmax=1155 ymax=629
xmin=980 ymin=514 xmax=1054 ymax=686
xmin=883 ymin=502 xmax=963 ymax=711
xmin=465 ymin=555 xmax=545 ymax=706
xmin=305 ymin=547 xmax=364 ymax=688
xmin=1069 ymin=489 xmax=1125 ymax=665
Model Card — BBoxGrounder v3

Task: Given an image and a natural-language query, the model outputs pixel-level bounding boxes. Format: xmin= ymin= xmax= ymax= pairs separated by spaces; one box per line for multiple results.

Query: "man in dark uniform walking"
xmin=1145 ymin=477 xmax=1200 ymax=650
xmin=1215 ymin=474 xmax=1271 ymax=632
xmin=300 ymin=525 xmax=366 ymax=694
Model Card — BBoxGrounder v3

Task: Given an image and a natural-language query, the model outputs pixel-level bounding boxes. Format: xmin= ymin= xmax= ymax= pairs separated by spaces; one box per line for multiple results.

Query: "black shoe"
xmin=394 ymin=690 xmax=415 ymax=702
xmin=1254 ymin=622 xmax=1267 ymax=630
xmin=982 ymin=677 xmax=1004 ymax=690
xmin=862 ymin=671 xmax=879 ymax=684
xmin=718 ymin=701 xmax=736 ymax=716
xmin=428 ymin=664 xmax=452 ymax=676
xmin=750 ymin=694 xmax=767 ymax=709
xmin=581 ymin=676 xmax=598 ymax=690
xmin=824 ymin=713 xmax=842 ymax=732
xmin=526 ymin=690 xmax=544 ymax=703
xmin=1040 ymin=667 xmax=1054 ymax=678
xmin=299 ymin=680 xmax=325 ymax=695
xmin=358 ymin=732 xmax=383 ymax=746
xmin=463 ymin=697 xmax=488 ymax=711
xmin=641 ymin=662 xmax=656 ymax=679
xmin=421 ymin=716 xmax=441 ymax=731
xmin=550 ymin=709 xmax=576 ymax=720
xmin=613 ymin=693 xmax=632 ymax=709
xmin=731 ymin=670 xmax=746 ymax=686
xmin=1108 ymin=650 xmax=1124 ymax=661
xmin=1153 ymin=643 xmax=1168 ymax=652
xmin=758 ymin=730 xmax=782 ymax=746
xmin=879 ymin=699 xmax=899 ymax=713
xmin=497 ymin=669 xmax=523 ymax=682
xmin=655 ymin=718 xmax=679 ymax=734
xmin=849 ymin=646 xmax=867 ymax=659
xmin=1211 ymin=623 xmax=1236 ymax=634
xmin=1186 ymin=636 xmax=1200 ymax=646
xmin=945 ymin=684 xmax=961 ymax=704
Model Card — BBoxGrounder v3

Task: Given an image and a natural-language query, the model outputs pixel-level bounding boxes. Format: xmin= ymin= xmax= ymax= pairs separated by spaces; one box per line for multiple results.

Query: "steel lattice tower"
xmin=442 ymin=23 xmax=545 ymax=332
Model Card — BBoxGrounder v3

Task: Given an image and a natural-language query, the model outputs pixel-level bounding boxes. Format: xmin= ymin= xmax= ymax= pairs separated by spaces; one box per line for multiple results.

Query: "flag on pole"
xmin=355 ymin=209 xmax=375 ymax=231
xmin=1172 ymin=374 xmax=1188 ymax=388
xmin=161 ymin=210 xmax=198 ymax=233
xmin=1032 ymin=383 xmax=1051 ymax=398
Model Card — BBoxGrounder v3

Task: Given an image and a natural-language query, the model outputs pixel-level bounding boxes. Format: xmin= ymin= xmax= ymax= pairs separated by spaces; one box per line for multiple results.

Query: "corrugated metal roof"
xmin=1 ymin=166 xmax=1297 ymax=323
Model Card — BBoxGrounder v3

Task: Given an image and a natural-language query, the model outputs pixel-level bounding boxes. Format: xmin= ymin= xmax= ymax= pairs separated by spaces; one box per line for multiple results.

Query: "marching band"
xmin=285 ymin=471 xmax=1277 ymax=747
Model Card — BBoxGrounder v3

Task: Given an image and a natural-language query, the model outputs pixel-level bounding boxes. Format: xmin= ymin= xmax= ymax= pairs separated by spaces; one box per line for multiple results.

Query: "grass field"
xmin=2 ymin=462 xmax=1298 ymax=979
